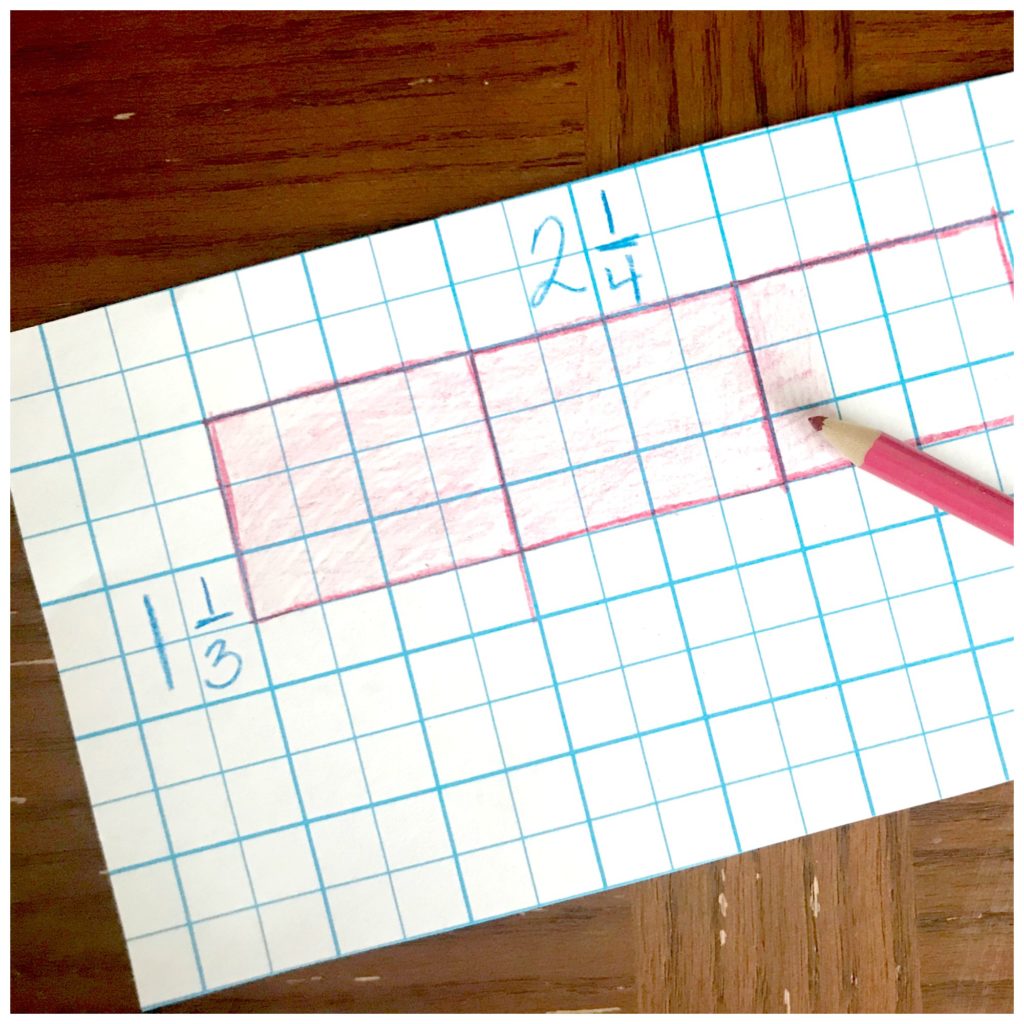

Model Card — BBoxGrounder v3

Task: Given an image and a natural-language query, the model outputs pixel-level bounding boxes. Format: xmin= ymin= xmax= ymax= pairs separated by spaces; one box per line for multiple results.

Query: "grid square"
xmin=375 ymin=792 xmax=453 ymax=869
xmin=541 ymin=324 xmax=618 ymax=399
xmin=161 ymin=776 xmax=236 ymax=853
xmin=825 ymin=603 xmax=904 ymax=680
xmin=509 ymin=473 xmax=586 ymax=549
xmin=11 ymin=460 xmax=84 ymax=536
xmin=446 ymin=489 xmax=520 ymax=569
xmin=78 ymin=726 xmax=152 ymax=803
xmin=919 ymin=151 xmax=993 ymax=227
xmin=475 ymin=622 xmax=553 ymax=700
xmin=890 ymin=585 xmax=969 ymax=662
xmin=721 ymin=202 xmax=799 ymax=279
xmin=607 ymin=306 xmax=684 ymax=383
xmin=727 ymin=771 xmax=805 ymax=851
xmin=237 ymin=256 xmax=315 ymax=335
xmin=706 ymin=134 xmax=782 ymax=211
xmin=558 ymin=389 xmax=635 ymax=464
xmin=60 ymin=659 xmax=136 ymax=738
xmin=908 ymin=653 xmax=987 ymax=731
xmin=457 ymin=272 xmax=536 ymax=350
xmin=329 ymin=876 xmax=403 ymax=954
xmin=192 ymin=340 xmax=268 ymax=418
xmin=690 ymin=635 xmax=771 ymax=714
xmin=243 ymin=541 xmax=318 ymax=620
xmin=526 ymin=537 xmax=602 ymax=614
xmin=860 ymin=736 xmax=939 ymax=815
xmin=739 ymin=553 xmax=818 ymax=631
xmin=491 ymin=687 xmax=569 ymax=767
xmin=792 ymin=755 xmax=871 ymax=835
xmin=110 ymin=861 xmax=186 ymax=940
xmin=873 ymin=239 xmax=950 ymax=312
xmin=42 ymin=592 xmax=117 ymax=669
xmin=655 ymin=218 xmax=733 ymax=297
xmin=44 ymin=308 xmax=119 ymax=386
xmin=491 ymin=404 xmax=568 ymax=481
xmin=93 ymin=792 xmax=169 ymax=870
xmin=803 ymin=254 xmax=883 ymax=332
xmin=459 ymin=555 xmax=533 ymax=631
xmin=61 ymin=375 xmax=136 ymax=451
xmin=642 ymin=720 xmax=720 ymax=801
xmin=576 ymin=738 xmax=653 ymax=816
xmin=526 ymin=824 xmax=603 ymax=903
xmin=757 ymin=619 xmax=835 ymax=698
xmin=242 ymin=826 xmax=320 ymax=903
xmin=193 ymin=910 xmax=270 ymax=992
xmin=473 ymin=340 xmax=553 ymax=417
xmin=703 ymin=422 xmax=778 ymax=496
xmin=787 ymin=184 xmax=864 ymax=262
xmin=11 ymin=392 xmax=70 ymax=466
xmin=259 ymin=605 xmax=336 ymax=685
xmin=160 ymin=491 xmax=235 ymax=566
xmin=343 ymin=657 xmax=419 ymax=735
xmin=174 ymin=273 xmax=250 ymax=351
xmin=443 ymin=775 xmax=521 ymax=852
xmin=10 ymin=326 xmax=51 ymax=398
xmin=711 ymin=704 xmax=789 ymax=782
xmin=687 ymin=354 xmax=762 ymax=431
xmin=509 ymin=757 xmax=586 ymax=835
xmin=927 ymin=720 xmax=1005 ymax=799
xmin=593 ymin=806 xmax=670 ymax=885
xmin=124 ymin=357 xmax=202 ymax=440
xmin=821 ymin=319 xmax=899 ymax=397
xmin=843 ymin=669 xmax=922 ymax=747
xmin=291 ymin=456 xmax=366 ymax=533
xmin=358 ymin=724 xmax=436 ymax=802
xmin=392 ymin=572 xmax=470 ymax=648
xmin=359 ymin=439 xmax=437 ymax=516
xmin=771 ymin=118 xmax=848 ymax=195
xmin=128 ymin=929 xmax=201 ymax=1009
xmin=24 ymin=525 xmax=101 ymax=603
xmin=425 ymin=705 xmax=504 ymax=784
xmin=342 ymin=373 xmax=419 ymax=449
xmin=311 ymin=809 xmax=386 ymax=887
xmin=544 ymin=604 xmax=620 ymax=681
xmin=260 ymin=892 xmax=336 ymax=974
xmin=659 ymin=501 xmax=734 ymax=578
xmin=391 ymin=859 xmax=468 ymax=938
xmin=901 ymin=86 xmax=979 ymax=161
xmin=721 ymin=486 xmax=798 ymax=562
xmin=521 ymin=253 xmax=598 ymax=332
xmin=143 ymin=710 xmax=220 ymax=787
xmin=838 ymin=103 xmax=915 ymax=178
xmin=756 ymin=334 xmax=831 ymax=414
xmin=641 ymin=438 xmax=716 ymax=512
xmin=574 ymin=455 xmax=649 ymax=530
xmin=375 ymin=506 xmax=452 ymax=582
xmin=208 ymin=692 xmax=285 ymax=770
xmin=254 ymin=323 xmax=332 ymax=401
xmin=93 ymin=507 xmax=170 ymax=586
xmin=659 ymin=788 xmax=737 ymax=869
xmin=675 ymin=571 xmax=750 ymax=647
xmin=608 ymin=588 xmax=684 ymax=663
xmin=590 ymin=520 xmax=668 ymax=596
xmin=322 ymin=304 xmax=400 ymax=381
xmin=423 ymin=422 xmax=500 ymax=498
xmin=625 ymin=653 xmax=702 ymax=731
xmin=739 ymin=270 xmax=817 ymax=349
xmin=304 ymin=237 xmax=384 ymax=316
xmin=774 ymin=688 xmax=854 ymax=765
xmin=968 ymin=77 xmax=1011 ymax=146
xmin=460 ymin=842 xmax=537 ymax=920
xmin=231 ymin=473 xmax=301 ymax=551
xmin=224 ymin=759 xmax=303 ymax=835
xmin=624 ymin=370 xmax=701 ymax=448
xmin=389 ymin=288 xmax=466 ymax=362
xmin=439 ymin=203 xmax=518 ymax=280
xmin=410 ymin=639 xmax=487 ymax=717
xmin=872 ymin=519 xmax=951 ymax=595
xmin=559 ymin=669 xmax=637 ymax=748
xmin=938 ymin=223 xmax=1012 ymax=294
xmin=178 ymin=843 xmax=254 ymax=920
xmin=371 ymin=221 xmax=448 ymax=298
xmin=807 ymin=536 xmax=885 ymax=613
xmin=672 ymin=290 xmax=747 ymax=365
xmin=855 ymin=168 xmax=933 ymax=244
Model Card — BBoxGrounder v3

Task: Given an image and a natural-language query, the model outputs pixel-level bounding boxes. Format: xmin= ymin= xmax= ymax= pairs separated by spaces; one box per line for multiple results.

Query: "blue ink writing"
xmin=194 ymin=576 xmax=233 ymax=631
xmin=595 ymin=189 xmax=642 ymax=304
xmin=143 ymin=594 xmax=174 ymax=691
xmin=203 ymin=638 xmax=243 ymax=690
xmin=529 ymin=215 xmax=586 ymax=307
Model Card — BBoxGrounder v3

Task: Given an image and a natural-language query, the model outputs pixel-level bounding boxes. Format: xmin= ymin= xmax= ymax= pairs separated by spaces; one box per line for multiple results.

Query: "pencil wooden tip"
xmin=809 ymin=415 xmax=827 ymax=432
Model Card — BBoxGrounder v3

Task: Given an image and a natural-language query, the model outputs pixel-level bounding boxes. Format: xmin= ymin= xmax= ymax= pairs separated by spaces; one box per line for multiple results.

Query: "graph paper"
xmin=10 ymin=74 xmax=1014 ymax=1009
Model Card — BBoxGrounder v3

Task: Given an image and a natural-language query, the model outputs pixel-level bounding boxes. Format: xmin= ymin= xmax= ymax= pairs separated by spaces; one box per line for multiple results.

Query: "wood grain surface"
xmin=11 ymin=10 xmax=1013 ymax=1014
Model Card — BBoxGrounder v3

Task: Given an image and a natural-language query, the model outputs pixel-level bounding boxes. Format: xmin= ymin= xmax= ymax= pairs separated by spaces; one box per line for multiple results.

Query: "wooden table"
xmin=11 ymin=11 xmax=1012 ymax=1013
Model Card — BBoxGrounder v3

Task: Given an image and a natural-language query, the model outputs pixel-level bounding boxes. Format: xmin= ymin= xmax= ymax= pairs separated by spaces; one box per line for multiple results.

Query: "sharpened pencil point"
xmin=809 ymin=415 xmax=826 ymax=432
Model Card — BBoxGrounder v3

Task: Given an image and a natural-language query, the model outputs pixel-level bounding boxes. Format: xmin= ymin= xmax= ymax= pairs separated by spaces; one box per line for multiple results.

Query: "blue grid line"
xmin=493 ymin=209 xmax=677 ymax=875
xmin=71 ymin=565 xmax=1013 ymax=751
xmin=36 ymin=323 xmax=208 ymax=994
xmin=680 ymin=156 xmax=813 ymax=827
xmin=167 ymin=283 xmax=346 ymax=981
xmin=48 ymin=501 xmax=1011 ymax=700
xmin=442 ymin=212 xmax=614 ymax=891
xmin=102 ymin=307 xmax=275 ymax=975
xmin=297 ymin=252 xmax=475 ymax=931
xmin=89 ymin=629 xmax=1011 ymax=820
xmin=231 ymin=270 xmax=397 ymax=954
xmin=965 ymin=82 xmax=1014 ymax=265
xmin=897 ymin=99 xmax=1004 ymax=491
xmin=370 ymin=227 xmax=540 ymax=906
xmin=96 ymin=687 xmax=1013 ymax=886
xmin=13 ymin=242 xmax=1011 ymax=480
xmin=563 ymin=181 xmax=749 ymax=853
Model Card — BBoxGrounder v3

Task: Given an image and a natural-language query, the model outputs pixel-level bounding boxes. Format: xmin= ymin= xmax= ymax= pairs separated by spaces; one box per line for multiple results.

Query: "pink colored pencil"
xmin=810 ymin=416 xmax=1013 ymax=544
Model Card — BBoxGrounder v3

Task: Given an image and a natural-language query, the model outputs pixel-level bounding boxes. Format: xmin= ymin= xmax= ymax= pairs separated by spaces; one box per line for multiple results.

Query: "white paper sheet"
xmin=10 ymin=73 xmax=1014 ymax=1009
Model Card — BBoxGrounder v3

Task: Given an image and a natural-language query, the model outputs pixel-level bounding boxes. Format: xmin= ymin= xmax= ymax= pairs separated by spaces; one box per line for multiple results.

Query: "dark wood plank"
xmin=11 ymin=9 xmax=1013 ymax=1014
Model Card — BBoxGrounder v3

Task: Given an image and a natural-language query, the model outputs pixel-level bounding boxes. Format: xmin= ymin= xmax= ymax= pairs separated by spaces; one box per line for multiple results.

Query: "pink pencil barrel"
xmin=864 ymin=433 xmax=1013 ymax=544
